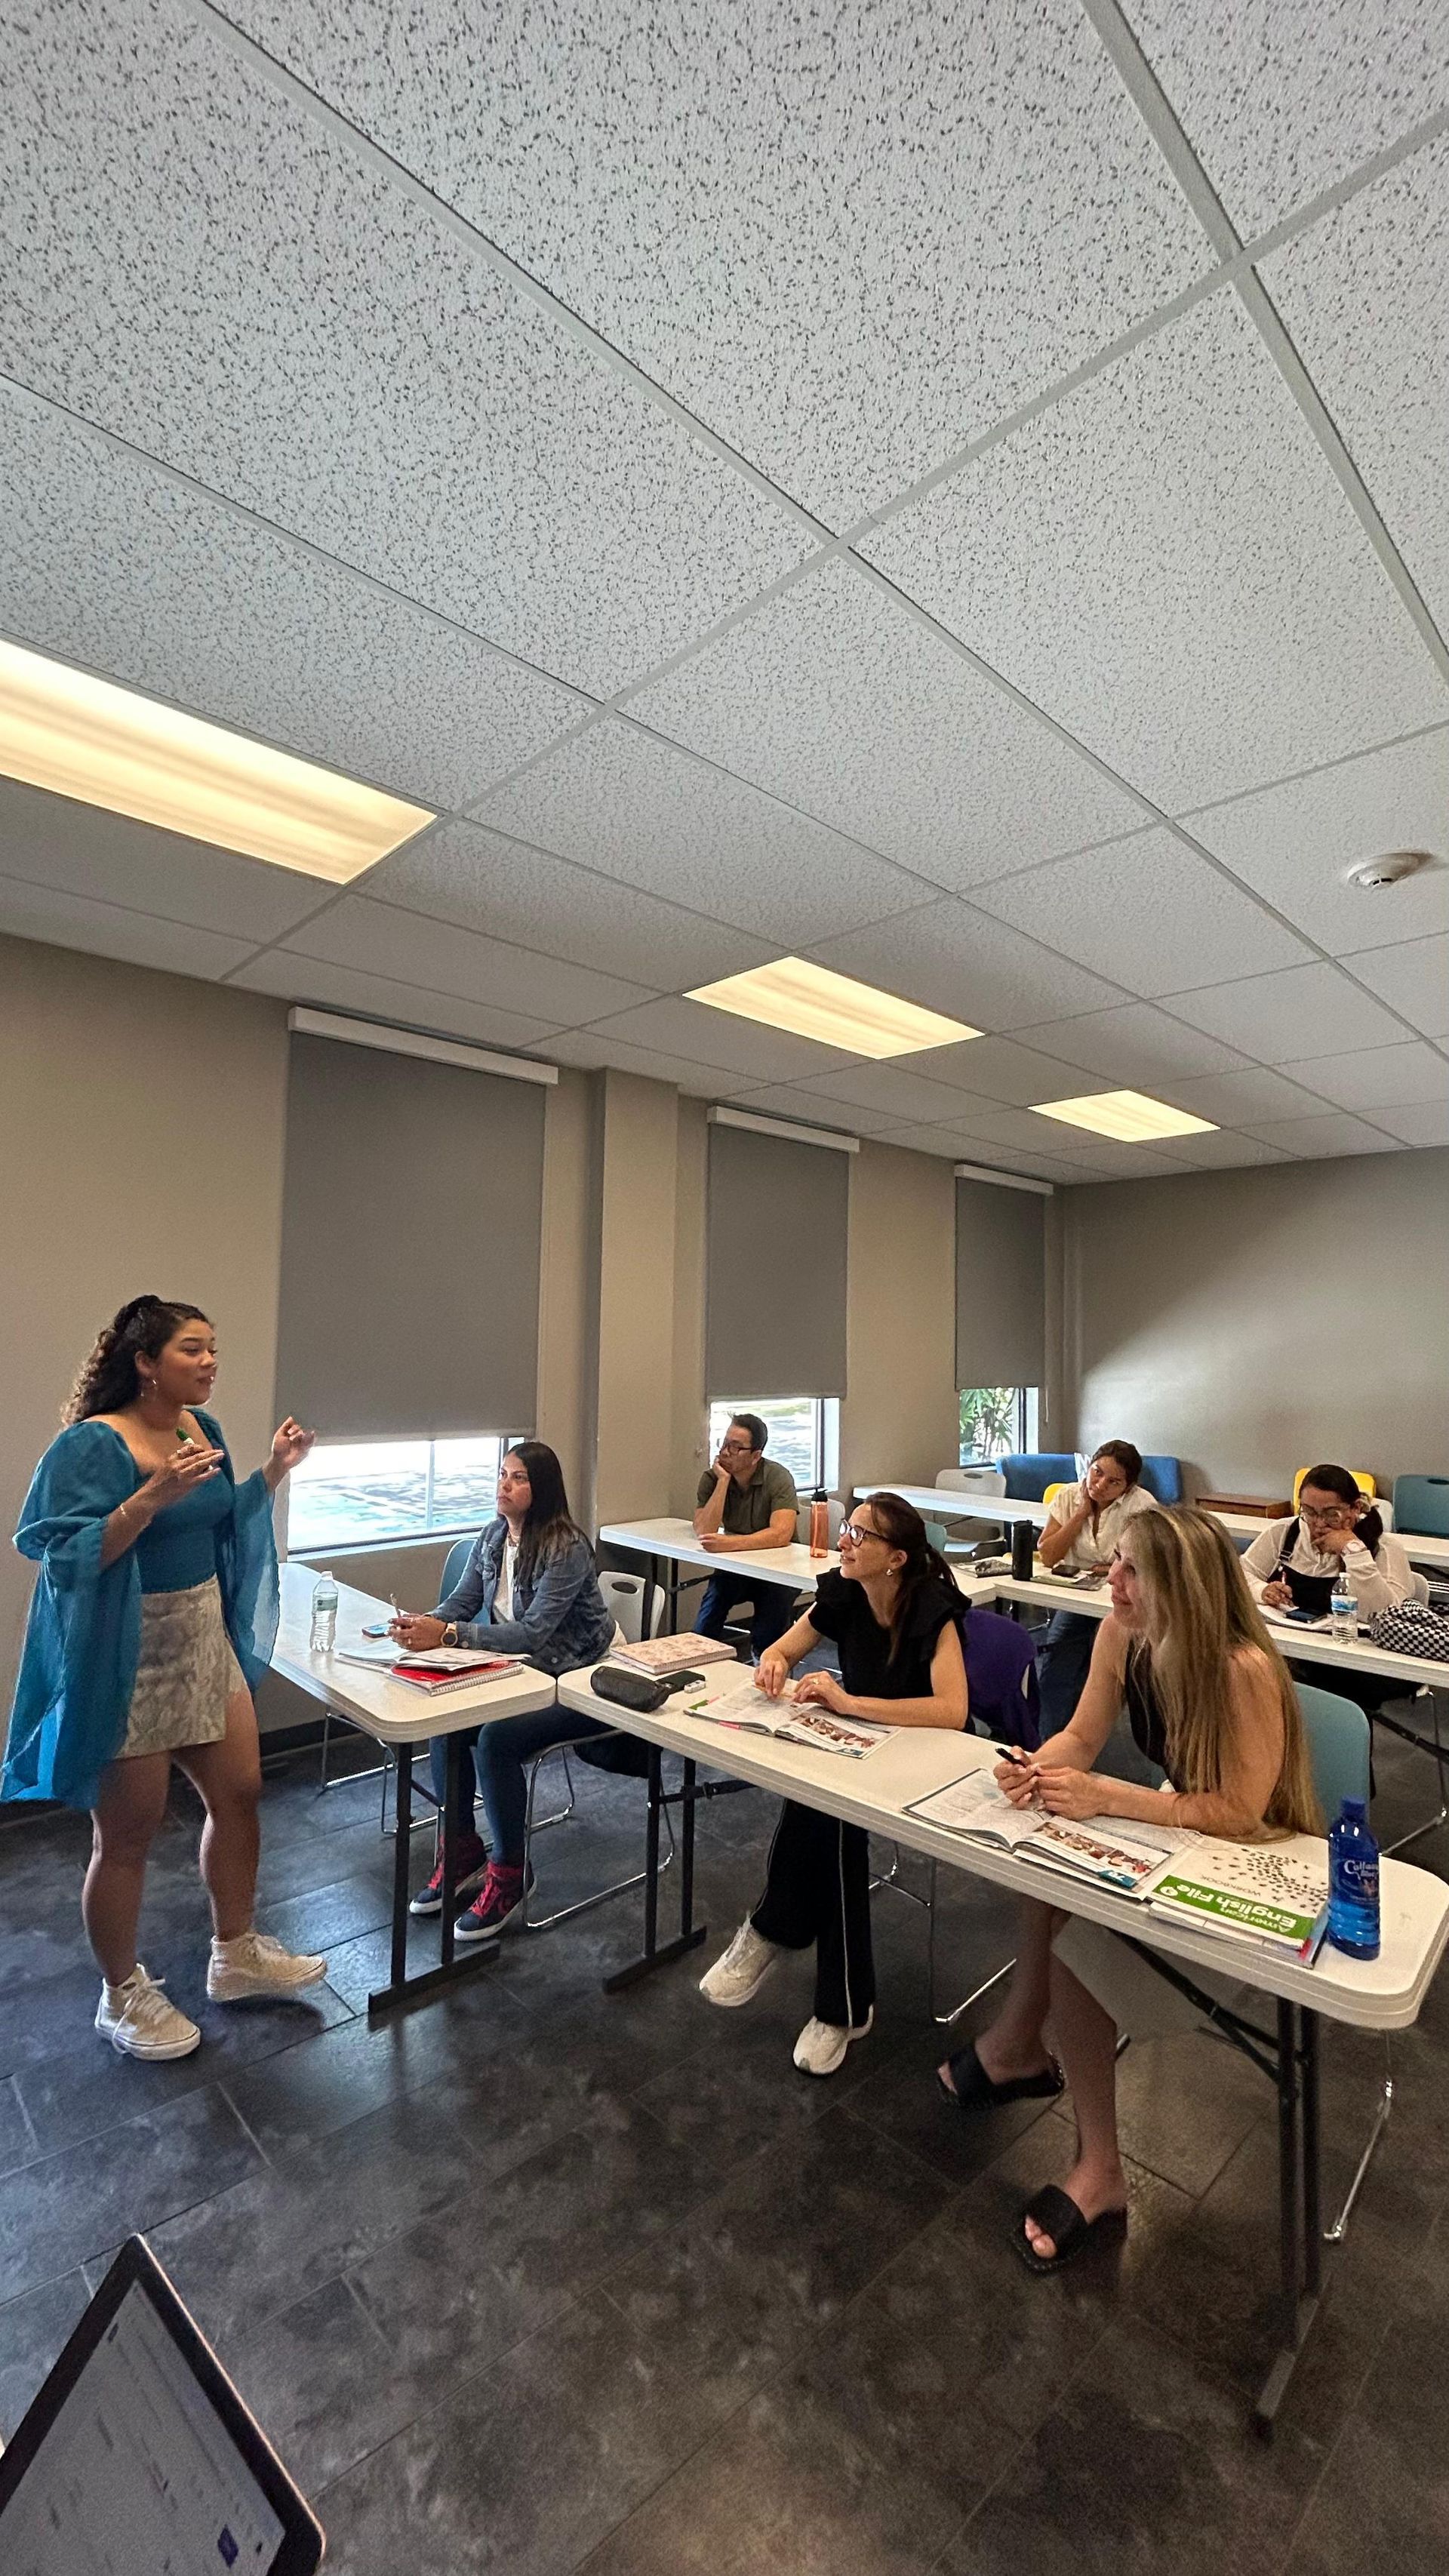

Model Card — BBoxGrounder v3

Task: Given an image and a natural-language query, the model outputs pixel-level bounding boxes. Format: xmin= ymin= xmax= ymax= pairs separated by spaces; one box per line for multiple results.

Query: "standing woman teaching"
xmin=5 ymin=1297 xmax=326 ymax=2060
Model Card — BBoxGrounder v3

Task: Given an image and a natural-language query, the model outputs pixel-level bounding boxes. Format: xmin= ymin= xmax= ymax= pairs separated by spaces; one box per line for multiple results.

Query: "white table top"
xmin=273 ymin=1562 xmax=557 ymax=1743
xmin=598 ymin=1518 xmax=838 ymax=1593
xmin=857 ymin=1484 xmax=1049 ymax=1526
xmin=558 ymin=1658 xmax=1449 ymax=2031
xmin=962 ymin=1568 xmax=1449 ymax=1697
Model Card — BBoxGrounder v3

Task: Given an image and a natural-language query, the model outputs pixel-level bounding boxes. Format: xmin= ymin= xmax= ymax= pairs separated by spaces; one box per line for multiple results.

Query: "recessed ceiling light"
xmin=1029 ymin=1088 xmax=1219 ymax=1143
xmin=685 ymin=956 xmax=980 ymax=1058
xmin=0 ymin=636 xmax=433 ymax=882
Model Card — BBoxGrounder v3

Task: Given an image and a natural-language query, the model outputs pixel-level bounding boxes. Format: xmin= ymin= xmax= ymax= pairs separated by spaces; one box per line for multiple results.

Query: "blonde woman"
xmin=938 ymin=1508 xmax=1321 ymax=2273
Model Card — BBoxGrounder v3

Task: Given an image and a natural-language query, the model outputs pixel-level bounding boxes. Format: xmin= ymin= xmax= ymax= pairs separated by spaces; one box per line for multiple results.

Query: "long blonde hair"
xmin=1126 ymin=1508 xmax=1322 ymax=1836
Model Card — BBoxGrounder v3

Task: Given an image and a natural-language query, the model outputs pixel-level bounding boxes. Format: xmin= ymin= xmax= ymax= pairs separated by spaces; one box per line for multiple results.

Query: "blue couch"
xmin=1001 ymin=1451 xmax=1184 ymax=1504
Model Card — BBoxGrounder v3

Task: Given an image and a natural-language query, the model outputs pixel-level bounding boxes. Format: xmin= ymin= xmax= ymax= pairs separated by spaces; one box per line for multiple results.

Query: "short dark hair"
xmin=731 ymin=1412 xmax=768 ymax=1454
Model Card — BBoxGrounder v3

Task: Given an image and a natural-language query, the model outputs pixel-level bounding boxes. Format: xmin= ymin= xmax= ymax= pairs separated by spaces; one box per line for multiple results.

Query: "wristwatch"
xmin=442 ymin=1622 xmax=459 ymax=1646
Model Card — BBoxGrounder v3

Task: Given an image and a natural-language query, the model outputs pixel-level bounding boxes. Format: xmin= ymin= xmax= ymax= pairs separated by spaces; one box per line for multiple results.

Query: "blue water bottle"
xmin=1328 ymin=1796 xmax=1380 ymax=1959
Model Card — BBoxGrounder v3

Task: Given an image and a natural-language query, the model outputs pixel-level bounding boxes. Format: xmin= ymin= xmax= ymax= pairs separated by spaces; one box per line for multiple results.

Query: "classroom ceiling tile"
xmin=864 ymin=1125 xmax=974 ymax=1162
xmin=1163 ymin=961 xmax=1411 ymax=1060
xmin=972 ymin=830 xmax=1312 ymax=996
xmin=536 ymin=1027 xmax=727 ymax=1096
xmin=896 ymin=1035 xmax=1113 ymax=1107
xmin=479 ymin=720 xmax=927 ymax=947
xmin=1263 ymin=138 xmax=1449 ymax=645
xmin=1239 ymin=1110 xmax=1404 ymax=1157
xmin=1185 ymin=727 xmax=1449 ymax=956
xmin=0 ymin=383 xmax=581 ymax=813
xmin=802 ymin=902 xmax=1123 ymax=1034
xmin=0 ymin=777 xmax=329 ymax=946
xmin=863 ymin=294 xmax=1447 ymax=813
xmin=1164 ymin=1065 xmax=1337 ymax=1125
xmin=1158 ymin=1128 xmax=1297 ymax=1168
xmin=279 ymin=896 xmax=657 ymax=1024
xmin=1371 ymin=1097 xmax=1449 ymax=1146
xmin=365 ymin=818 xmax=775 ymax=993
xmin=1008 ymin=1002 xmax=1249 ymax=1085
xmin=227 ymin=948 xmax=561 ymax=1053
xmin=801 ymin=1062 xmax=986 ymax=1125
xmin=1022 ymin=1135 xmax=1198 ymax=1179
xmin=578 ymin=996 xmax=857 ymax=1085
xmin=1274 ymin=1041 xmax=1449 ymax=1113
xmin=627 ymin=559 xmax=1143 ymax=891
xmin=1337 ymin=935 xmax=1449 ymax=1038
xmin=723 ymin=1084 xmax=898 ymax=1135
xmin=225 ymin=0 xmax=1211 ymax=529
xmin=0 ymin=869 xmax=256 ymax=980
xmin=1131 ymin=0 xmax=1449 ymax=238
xmin=2 ymin=0 xmax=809 ymax=697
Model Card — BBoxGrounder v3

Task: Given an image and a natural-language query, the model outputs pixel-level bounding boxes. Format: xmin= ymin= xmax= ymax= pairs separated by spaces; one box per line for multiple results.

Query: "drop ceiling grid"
xmin=0 ymin=0 xmax=1444 ymax=1172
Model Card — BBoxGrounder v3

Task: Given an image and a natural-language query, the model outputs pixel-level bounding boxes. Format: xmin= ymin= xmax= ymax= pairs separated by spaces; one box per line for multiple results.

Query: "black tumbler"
xmin=1010 ymin=1517 xmax=1035 ymax=1580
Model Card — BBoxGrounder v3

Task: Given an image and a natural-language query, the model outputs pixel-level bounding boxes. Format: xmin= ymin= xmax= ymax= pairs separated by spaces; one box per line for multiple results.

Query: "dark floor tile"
xmin=346 ymin=2202 xmax=571 ymax=2392
xmin=252 ymin=1815 xmax=401 ymax=1907
xmin=312 ymin=2292 xmax=724 ymax=2576
xmin=1100 ymin=2026 xmax=1270 ymax=2195
xmin=577 ymin=2364 xmax=964 ymax=2576
xmin=843 ymin=2024 xmax=1063 ymax=2189
xmin=946 ymin=2102 xmax=1195 ymax=2305
xmin=146 ymin=2093 xmax=484 ymax=2345
xmin=0 ymin=2076 xmax=36 ymax=2177
xmin=15 ymin=1977 xmax=352 ymax=2159
xmin=224 ymin=2274 xmax=424 ymax=2494
xmin=783 ymin=2291 xmax=1007 ymax=2522
xmin=1124 ymin=2218 xmax=1380 ymax=2448
xmin=627 ymin=2006 xmax=868 ymax=2181
xmin=949 ymin=2313 xmax=1323 ymax=2576
xmin=1284 ymin=2412 xmax=1449 ymax=2575
xmin=0 ymin=2269 xmax=91 ymax=2436
xmin=0 ymin=2084 xmax=263 ymax=2301
xmin=854 ymin=2206 xmax=1112 ymax=2439
xmin=220 ymin=2008 xmax=467 ymax=2158
xmin=452 ymin=2094 xmax=713 ymax=2310
xmin=259 ymin=1869 xmax=395 ymax=1956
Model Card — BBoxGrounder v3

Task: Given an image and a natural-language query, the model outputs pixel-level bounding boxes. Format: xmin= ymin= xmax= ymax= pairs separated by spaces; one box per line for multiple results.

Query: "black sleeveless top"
xmin=1124 ymin=1655 xmax=1177 ymax=1787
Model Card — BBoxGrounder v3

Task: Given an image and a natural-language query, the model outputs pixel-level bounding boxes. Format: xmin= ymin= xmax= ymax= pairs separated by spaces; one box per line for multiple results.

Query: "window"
xmin=958 ymin=1387 xmax=1034 ymax=1463
xmin=706 ymin=1397 xmax=836 ymax=1494
xmin=287 ymin=1436 xmax=509 ymax=1552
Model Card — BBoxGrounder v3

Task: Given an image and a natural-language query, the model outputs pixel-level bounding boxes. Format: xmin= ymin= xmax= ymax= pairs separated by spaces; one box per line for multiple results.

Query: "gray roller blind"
xmin=706 ymin=1121 xmax=848 ymax=1399
xmin=955 ymin=1175 xmax=1045 ymax=1387
xmin=275 ymin=1032 xmax=546 ymax=1437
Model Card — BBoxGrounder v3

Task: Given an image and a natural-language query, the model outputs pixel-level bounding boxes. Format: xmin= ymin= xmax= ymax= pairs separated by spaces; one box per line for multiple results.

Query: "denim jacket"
xmin=434 ymin=1520 xmax=614 ymax=1676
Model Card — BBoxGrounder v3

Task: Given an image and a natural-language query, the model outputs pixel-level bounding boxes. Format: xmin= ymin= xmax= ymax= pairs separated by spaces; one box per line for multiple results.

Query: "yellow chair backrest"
xmin=1042 ymin=1482 xmax=1069 ymax=1507
xmin=1292 ymin=1467 xmax=1376 ymax=1507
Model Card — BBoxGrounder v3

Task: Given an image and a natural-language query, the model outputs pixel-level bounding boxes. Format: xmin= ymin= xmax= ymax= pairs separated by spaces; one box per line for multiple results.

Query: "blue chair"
xmin=1393 ymin=1476 xmax=1449 ymax=1539
xmin=1000 ymin=1451 xmax=1076 ymax=1501
xmin=1139 ymin=1456 xmax=1184 ymax=1504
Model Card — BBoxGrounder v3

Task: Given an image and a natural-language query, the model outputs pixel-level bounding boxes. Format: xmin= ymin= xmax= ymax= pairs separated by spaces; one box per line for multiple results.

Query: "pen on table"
xmin=1299 ymin=1903 xmax=1331 ymax=1967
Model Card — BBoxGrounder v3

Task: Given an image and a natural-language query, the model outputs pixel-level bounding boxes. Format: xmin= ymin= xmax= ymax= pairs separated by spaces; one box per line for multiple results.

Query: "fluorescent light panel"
xmin=686 ymin=955 xmax=980 ymax=1058
xmin=0 ymin=637 xmax=433 ymax=882
xmin=1030 ymin=1088 xmax=1218 ymax=1142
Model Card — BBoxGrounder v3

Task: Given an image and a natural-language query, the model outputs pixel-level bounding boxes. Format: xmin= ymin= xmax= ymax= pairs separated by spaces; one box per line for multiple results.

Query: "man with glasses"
xmin=693 ymin=1412 xmax=801 ymax=1658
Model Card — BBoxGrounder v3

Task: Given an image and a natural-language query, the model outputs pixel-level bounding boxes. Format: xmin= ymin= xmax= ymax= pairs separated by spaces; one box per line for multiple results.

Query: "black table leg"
xmin=439 ymin=1729 xmax=463 ymax=1968
xmin=1254 ymin=2002 xmax=1330 ymax=2435
xmin=604 ymin=1746 xmax=709 ymax=1993
xmin=387 ymin=1740 xmax=413 ymax=1991
xmin=368 ymin=1731 xmax=499 ymax=2020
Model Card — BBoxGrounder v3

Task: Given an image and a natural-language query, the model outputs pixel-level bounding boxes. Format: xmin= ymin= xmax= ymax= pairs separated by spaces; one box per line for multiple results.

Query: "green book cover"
xmin=1151 ymin=1871 xmax=1315 ymax=1950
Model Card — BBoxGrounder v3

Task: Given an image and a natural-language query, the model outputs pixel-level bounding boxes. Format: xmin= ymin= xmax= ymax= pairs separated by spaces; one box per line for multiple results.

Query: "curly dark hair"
xmin=64 ymin=1297 xmax=212 ymax=1423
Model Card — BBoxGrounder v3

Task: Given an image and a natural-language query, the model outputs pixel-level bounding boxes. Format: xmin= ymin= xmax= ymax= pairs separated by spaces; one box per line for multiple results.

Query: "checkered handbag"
xmin=1366 ymin=1602 xmax=1449 ymax=1663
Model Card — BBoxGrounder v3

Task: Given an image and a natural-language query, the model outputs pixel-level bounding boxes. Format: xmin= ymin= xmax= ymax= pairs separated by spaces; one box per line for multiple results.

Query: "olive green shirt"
xmin=697 ymin=1456 xmax=799 ymax=1535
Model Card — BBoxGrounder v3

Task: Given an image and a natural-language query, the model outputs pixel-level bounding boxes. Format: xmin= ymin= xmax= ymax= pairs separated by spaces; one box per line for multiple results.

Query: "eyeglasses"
xmin=1300 ymin=1503 xmax=1355 ymax=1525
xmin=838 ymin=1521 xmax=887 ymax=1547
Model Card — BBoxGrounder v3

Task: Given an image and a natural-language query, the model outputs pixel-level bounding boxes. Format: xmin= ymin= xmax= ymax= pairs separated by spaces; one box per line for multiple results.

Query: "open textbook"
xmin=680 ymin=1678 xmax=890 ymax=1759
xmin=904 ymin=1769 xmax=1186 ymax=1894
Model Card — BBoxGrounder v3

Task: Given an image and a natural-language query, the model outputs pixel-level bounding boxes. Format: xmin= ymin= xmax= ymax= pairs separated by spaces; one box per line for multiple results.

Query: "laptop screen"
xmin=3 ymin=2279 xmax=286 ymax=2574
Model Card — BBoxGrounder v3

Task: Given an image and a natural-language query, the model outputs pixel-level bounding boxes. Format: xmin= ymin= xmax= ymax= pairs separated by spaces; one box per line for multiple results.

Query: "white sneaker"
xmin=96 ymin=1966 xmax=202 ymax=2060
xmin=793 ymin=2006 xmax=874 ymax=2077
xmin=699 ymin=1920 xmax=781 ymax=2008
xmin=207 ymin=1930 xmax=328 ymax=2002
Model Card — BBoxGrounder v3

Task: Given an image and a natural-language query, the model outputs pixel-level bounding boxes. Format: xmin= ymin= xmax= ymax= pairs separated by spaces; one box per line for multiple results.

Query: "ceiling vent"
xmin=1341 ymin=848 xmax=1438 ymax=890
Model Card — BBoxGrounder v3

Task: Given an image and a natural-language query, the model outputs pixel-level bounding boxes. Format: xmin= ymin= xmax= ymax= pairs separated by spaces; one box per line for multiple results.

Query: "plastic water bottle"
xmin=808 ymin=1490 xmax=829 ymax=1557
xmin=1330 ymin=1575 xmax=1357 ymax=1642
xmin=309 ymin=1574 xmax=338 ymax=1655
xmin=1328 ymin=1796 xmax=1380 ymax=1959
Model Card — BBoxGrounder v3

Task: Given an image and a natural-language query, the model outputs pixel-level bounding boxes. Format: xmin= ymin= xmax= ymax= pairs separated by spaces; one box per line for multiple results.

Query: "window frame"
xmin=958 ymin=1386 xmax=1037 ymax=1466
xmin=283 ymin=1431 xmax=522 ymax=1556
xmin=706 ymin=1396 xmax=837 ymax=1496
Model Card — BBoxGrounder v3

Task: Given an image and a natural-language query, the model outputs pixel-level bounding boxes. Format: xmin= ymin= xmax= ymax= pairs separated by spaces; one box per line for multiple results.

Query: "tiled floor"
xmin=1 ymin=1710 xmax=1447 ymax=2574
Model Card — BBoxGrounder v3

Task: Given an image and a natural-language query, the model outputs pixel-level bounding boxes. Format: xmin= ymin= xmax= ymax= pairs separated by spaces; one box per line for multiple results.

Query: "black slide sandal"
xmin=1011 ymin=2184 xmax=1128 ymax=2276
xmin=937 ymin=2042 xmax=1063 ymax=2113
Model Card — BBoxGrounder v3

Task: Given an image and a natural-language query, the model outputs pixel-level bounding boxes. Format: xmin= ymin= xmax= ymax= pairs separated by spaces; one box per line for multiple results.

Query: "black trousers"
xmin=750 ymin=1799 xmax=875 ymax=2028
xmin=697 ymin=1568 xmax=798 ymax=1660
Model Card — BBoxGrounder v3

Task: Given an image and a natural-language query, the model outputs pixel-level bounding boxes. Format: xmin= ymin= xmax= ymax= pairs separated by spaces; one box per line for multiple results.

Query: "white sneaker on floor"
xmin=207 ymin=1930 xmax=328 ymax=2002
xmin=793 ymin=2006 xmax=874 ymax=2077
xmin=699 ymin=1920 xmax=781 ymax=2008
xmin=96 ymin=1966 xmax=202 ymax=2060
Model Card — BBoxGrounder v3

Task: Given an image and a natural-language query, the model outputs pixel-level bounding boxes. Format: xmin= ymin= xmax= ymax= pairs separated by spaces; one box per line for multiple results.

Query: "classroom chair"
xmin=935 ymin=1467 xmax=1008 ymax=1498
xmin=1138 ymin=1456 xmax=1185 ymax=1503
xmin=1392 ymin=1476 xmax=1449 ymax=1539
xmin=1041 ymin=1482 xmax=1068 ymax=1507
xmin=1001 ymin=1451 xmax=1075 ymax=1501
xmin=1293 ymin=1467 xmax=1377 ymax=1506
xmin=1296 ymin=1685 xmax=1390 ymax=2243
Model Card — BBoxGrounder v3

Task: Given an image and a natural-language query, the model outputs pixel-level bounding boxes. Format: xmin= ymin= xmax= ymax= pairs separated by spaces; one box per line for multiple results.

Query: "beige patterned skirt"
xmin=119 ymin=1577 xmax=245 ymax=1759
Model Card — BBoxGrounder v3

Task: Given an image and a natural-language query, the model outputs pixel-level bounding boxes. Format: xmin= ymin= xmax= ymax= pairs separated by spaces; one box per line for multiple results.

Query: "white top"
xmin=1042 ymin=1479 xmax=1155 ymax=1571
xmin=1242 ymin=1516 xmax=1417 ymax=1617
xmin=494 ymin=1534 xmax=519 ymax=1623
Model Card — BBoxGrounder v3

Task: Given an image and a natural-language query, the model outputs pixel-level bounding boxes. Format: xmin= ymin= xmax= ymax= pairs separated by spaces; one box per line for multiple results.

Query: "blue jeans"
xmin=1036 ymin=1611 xmax=1098 ymax=1734
xmin=697 ymin=1568 xmax=797 ymax=1660
xmin=428 ymin=1709 xmax=612 ymax=1865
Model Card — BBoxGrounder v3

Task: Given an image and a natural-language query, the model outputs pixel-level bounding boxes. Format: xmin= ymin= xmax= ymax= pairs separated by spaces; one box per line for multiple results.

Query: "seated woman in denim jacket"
xmin=392 ymin=1441 xmax=616 ymax=1942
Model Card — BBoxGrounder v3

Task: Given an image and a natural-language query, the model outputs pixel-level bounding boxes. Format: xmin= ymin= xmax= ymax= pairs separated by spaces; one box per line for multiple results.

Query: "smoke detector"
xmin=1342 ymin=848 xmax=1438 ymax=890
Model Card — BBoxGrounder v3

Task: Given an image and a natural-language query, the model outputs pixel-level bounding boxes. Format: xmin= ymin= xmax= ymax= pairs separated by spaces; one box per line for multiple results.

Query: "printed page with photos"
xmin=683 ymin=1679 xmax=891 ymax=1759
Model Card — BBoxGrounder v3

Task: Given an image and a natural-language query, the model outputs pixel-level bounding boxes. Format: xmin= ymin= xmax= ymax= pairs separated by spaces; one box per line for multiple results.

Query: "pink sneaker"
xmin=409 ymin=1833 xmax=489 ymax=1918
xmin=453 ymin=1863 xmax=531 ymax=1945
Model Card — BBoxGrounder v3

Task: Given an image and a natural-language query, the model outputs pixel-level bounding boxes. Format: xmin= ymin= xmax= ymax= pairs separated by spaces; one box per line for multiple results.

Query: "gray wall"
xmin=1063 ymin=1148 xmax=1449 ymax=1497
